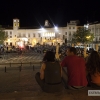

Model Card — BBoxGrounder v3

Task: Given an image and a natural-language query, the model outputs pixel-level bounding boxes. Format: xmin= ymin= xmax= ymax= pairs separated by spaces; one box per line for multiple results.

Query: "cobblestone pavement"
xmin=0 ymin=67 xmax=100 ymax=100
xmin=0 ymin=53 xmax=100 ymax=100
xmin=0 ymin=52 xmax=43 ymax=63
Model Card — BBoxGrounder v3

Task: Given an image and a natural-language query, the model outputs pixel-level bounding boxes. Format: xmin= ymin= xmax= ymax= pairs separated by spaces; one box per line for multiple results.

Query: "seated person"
xmin=35 ymin=51 xmax=63 ymax=93
xmin=61 ymin=47 xmax=88 ymax=89
xmin=86 ymin=51 xmax=100 ymax=88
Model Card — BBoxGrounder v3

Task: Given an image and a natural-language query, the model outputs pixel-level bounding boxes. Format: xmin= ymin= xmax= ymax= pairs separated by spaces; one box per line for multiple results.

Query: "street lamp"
xmin=86 ymin=36 xmax=91 ymax=39
xmin=55 ymin=26 xmax=58 ymax=30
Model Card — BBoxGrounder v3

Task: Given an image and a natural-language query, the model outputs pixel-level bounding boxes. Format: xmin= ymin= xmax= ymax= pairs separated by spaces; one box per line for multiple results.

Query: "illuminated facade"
xmin=84 ymin=22 xmax=100 ymax=50
xmin=4 ymin=18 xmax=79 ymax=47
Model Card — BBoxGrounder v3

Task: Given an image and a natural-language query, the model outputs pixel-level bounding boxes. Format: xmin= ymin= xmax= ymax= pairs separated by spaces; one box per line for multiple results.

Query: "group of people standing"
xmin=35 ymin=47 xmax=100 ymax=92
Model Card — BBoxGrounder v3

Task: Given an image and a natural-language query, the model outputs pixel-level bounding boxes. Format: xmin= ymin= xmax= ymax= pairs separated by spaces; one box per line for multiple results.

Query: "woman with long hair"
xmin=35 ymin=51 xmax=63 ymax=92
xmin=86 ymin=51 xmax=100 ymax=88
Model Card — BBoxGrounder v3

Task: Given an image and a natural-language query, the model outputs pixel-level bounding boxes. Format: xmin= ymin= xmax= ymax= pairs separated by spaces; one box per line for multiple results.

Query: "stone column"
xmin=96 ymin=44 xmax=98 ymax=52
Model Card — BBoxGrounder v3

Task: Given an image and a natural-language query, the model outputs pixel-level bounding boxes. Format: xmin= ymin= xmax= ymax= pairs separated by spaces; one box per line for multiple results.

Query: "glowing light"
xmin=17 ymin=41 xmax=24 ymax=48
xmin=86 ymin=36 xmax=91 ymax=39
xmin=8 ymin=39 xmax=10 ymax=42
xmin=20 ymin=41 xmax=23 ymax=48
xmin=21 ymin=38 xmax=28 ymax=41
xmin=14 ymin=20 xmax=16 ymax=22
xmin=55 ymin=26 xmax=58 ymax=30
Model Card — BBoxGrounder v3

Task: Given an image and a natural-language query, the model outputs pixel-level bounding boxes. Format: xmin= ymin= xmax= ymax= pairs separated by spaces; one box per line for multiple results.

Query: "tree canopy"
xmin=72 ymin=27 xmax=94 ymax=45
xmin=0 ymin=25 xmax=8 ymax=45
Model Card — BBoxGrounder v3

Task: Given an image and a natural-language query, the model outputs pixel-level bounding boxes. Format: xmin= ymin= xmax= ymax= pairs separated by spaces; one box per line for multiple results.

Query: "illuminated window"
xmin=18 ymin=23 xmax=19 ymax=27
xmin=14 ymin=24 xmax=16 ymax=26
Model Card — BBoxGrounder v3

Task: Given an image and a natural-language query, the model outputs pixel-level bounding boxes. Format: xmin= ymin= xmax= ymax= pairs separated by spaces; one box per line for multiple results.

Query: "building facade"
xmin=4 ymin=18 xmax=79 ymax=47
xmin=88 ymin=22 xmax=100 ymax=50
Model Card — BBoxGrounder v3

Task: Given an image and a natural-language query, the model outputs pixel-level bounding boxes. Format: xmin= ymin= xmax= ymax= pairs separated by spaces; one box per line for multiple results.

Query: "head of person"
xmin=43 ymin=51 xmax=55 ymax=62
xmin=66 ymin=47 xmax=77 ymax=56
xmin=86 ymin=51 xmax=100 ymax=75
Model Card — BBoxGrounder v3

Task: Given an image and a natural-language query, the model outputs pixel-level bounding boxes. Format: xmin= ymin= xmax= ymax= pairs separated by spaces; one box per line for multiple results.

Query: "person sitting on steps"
xmin=61 ymin=47 xmax=88 ymax=90
xmin=35 ymin=51 xmax=63 ymax=93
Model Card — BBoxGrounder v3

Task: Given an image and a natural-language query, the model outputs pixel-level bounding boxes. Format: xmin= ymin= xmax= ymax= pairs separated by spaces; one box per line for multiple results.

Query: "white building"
xmin=3 ymin=18 xmax=79 ymax=47
xmin=86 ymin=21 xmax=100 ymax=50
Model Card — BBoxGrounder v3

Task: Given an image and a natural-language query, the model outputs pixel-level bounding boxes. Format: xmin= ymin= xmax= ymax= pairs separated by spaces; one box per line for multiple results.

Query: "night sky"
xmin=0 ymin=0 xmax=100 ymax=27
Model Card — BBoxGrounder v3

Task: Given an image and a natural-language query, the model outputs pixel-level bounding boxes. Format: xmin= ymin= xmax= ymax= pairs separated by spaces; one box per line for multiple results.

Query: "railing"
xmin=0 ymin=62 xmax=42 ymax=72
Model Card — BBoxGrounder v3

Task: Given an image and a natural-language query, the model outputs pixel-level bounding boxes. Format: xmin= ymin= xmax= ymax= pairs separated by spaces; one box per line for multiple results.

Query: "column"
xmin=96 ymin=44 xmax=98 ymax=52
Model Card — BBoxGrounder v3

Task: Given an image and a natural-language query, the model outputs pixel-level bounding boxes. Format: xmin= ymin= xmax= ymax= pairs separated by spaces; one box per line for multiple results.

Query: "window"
xmin=99 ymin=37 xmax=100 ymax=41
xmin=14 ymin=20 xmax=16 ymax=22
xmin=73 ymin=31 xmax=75 ymax=34
xmin=6 ymin=42 xmax=8 ymax=45
xmin=69 ymin=27 xmax=71 ymax=29
xmin=28 ymin=33 xmax=30 ymax=37
xmin=33 ymin=33 xmax=35 ymax=37
xmin=73 ymin=27 xmax=75 ymax=29
xmin=38 ymin=33 xmax=41 ymax=37
xmin=69 ymin=32 xmax=71 ymax=36
xmin=14 ymin=23 xmax=16 ymax=26
xmin=23 ymin=33 xmax=26 ymax=37
xmin=5 ymin=31 xmax=8 ymax=36
xmin=10 ymin=31 xmax=12 ymax=35
xmin=18 ymin=33 xmax=21 ymax=37
xmin=10 ymin=36 xmax=12 ymax=38
xmin=63 ymin=35 xmax=65 ymax=39
xmin=92 ymin=28 xmax=94 ymax=32
xmin=65 ymin=32 xmax=67 ymax=35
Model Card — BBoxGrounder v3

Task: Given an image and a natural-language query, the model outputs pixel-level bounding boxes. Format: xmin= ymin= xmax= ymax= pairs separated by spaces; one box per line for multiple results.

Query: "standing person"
xmin=61 ymin=47 xmax=88 ymax=89
xmin=35 ymin=51 xmax=63 ymax=93
xmin=86 ymin=51 xmax=100 ymax=88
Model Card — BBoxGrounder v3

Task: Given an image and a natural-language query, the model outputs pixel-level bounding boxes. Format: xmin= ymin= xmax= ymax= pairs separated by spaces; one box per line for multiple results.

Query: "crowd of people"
xmin=35 ymin=46 xmax=100 ymax=93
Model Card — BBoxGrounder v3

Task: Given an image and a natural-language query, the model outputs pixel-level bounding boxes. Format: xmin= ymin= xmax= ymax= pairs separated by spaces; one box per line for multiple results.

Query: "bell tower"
xmin=13 ymin=18 xmax=20 ymax=30
xmin=44 ymin=20 xmax=49 ymax=27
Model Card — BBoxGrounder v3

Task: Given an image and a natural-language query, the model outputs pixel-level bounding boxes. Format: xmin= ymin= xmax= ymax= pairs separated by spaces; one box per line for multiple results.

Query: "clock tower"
xmin=13 ymin=18 xmax=20 ymax=30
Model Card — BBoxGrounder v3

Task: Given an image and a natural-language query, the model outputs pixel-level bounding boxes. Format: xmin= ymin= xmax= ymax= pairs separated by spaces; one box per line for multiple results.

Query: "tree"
xmin=72 ymin=27 xmax=94 ymax=45
xmin=0 ymin=25 xmax=8 ymax=45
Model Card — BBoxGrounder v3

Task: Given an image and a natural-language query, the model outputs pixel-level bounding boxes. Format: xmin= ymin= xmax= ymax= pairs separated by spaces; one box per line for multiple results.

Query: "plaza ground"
xmin=0 ymin=53 xmax=100 ymax=100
